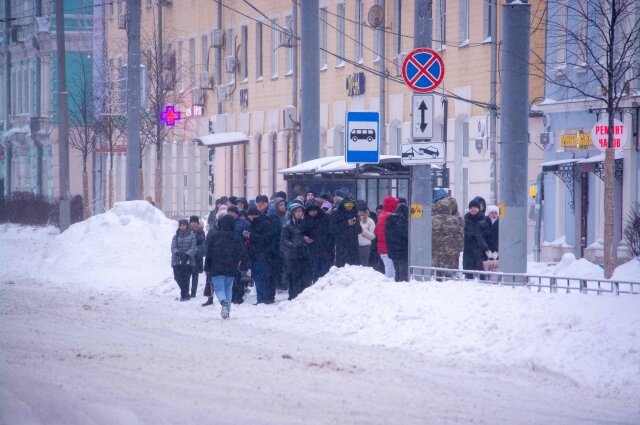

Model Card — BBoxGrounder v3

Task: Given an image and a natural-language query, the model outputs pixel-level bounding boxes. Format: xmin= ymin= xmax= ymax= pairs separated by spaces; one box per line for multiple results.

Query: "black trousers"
xmin=190 ymin=272 xmax=200 ymax=297
xmin=287 ymin=258 xmax=312 ymax=300
xmin=173 ymin=266 xmax=192 ymax=299
xmin=392 ymin=258 xmax=408 ymax=282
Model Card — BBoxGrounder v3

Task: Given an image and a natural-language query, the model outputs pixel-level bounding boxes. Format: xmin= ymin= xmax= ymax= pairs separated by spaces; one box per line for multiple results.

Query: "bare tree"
xmin=139 ymin=14 xmax=199 ymax=210
xmin=67 ymin=53 xmax=100 ymax=219
xmin=532 ymin=0 xmax=640 ymax=277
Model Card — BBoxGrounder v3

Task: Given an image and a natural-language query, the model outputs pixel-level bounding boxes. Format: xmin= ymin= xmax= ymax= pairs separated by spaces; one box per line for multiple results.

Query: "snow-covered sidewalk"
xmin=1 ymin=202 xmax=639 ymax=424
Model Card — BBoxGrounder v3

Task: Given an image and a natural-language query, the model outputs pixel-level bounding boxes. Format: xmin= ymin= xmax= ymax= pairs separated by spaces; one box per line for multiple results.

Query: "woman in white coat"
xmin=357 ymin=208 xmax=376 ymax=266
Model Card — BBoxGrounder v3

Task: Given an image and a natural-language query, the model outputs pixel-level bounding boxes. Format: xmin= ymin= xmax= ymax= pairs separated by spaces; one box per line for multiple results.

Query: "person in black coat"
xmin=189 ymin=215 xmax=206 ymax=298
xmin=385 ymin=203 xmax=409 ymax=282
xmin=301 ymin=199 xmax=334 ymax=281
xmin=332 ymin=199 xmax=363 ymax=267
xmin=463 ymin=199 xmax=490 ymax=278
xmin=245 ymin=205 xmax=274 ymax=304
xmin=280 ymin=204 xmax=313 ymax=300
xmin=204 ymin=215 xmax=249 ymax=319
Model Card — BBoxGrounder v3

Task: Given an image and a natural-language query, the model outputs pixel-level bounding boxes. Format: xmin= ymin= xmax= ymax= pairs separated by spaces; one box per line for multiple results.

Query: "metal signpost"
xmin=345 ymin=111 xmax=380 ymax=164
xmin=403 ymin=39 xmax=445 ymax=271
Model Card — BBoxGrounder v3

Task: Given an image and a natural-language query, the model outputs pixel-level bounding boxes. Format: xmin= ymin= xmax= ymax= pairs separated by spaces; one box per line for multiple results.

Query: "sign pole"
xmin=409 ymin=0 xmax=433 ymax=271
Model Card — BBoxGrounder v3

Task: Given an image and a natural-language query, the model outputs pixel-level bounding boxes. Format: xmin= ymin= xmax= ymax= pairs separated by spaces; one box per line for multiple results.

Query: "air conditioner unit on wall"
xmin=210 ymin=29 xmax=224 ymax=48
xmin=225 ymin=56 xmax=238 ymax=74
xmin=281 ymin=105 xmax=297 ymax=130
xmin=200 ymin=71 xmax=214 ymax=89
xmin=216 ymin=85 xmax=230 ymax=102
xmin=469 ymin=116 xmax=487 ymax=139
xmin=539 ymin=132 xmax=553 ymax=148
xmin=278 ymin=29 xmax=294 ymax=48
xmin=209 ymin=114 xmax=228 ymax=133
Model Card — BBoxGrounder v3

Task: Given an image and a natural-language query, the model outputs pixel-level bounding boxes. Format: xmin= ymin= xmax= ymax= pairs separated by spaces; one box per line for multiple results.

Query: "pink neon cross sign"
xmin=161 ymin=105 xmax=181 ymax=126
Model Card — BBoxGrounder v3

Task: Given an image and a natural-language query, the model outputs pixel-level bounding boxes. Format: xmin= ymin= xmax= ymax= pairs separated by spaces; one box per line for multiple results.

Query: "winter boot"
xmin=201 ymin=297 xmax=214 ymax=307
xmin=220 ymin=300 xmax=230 ymax=319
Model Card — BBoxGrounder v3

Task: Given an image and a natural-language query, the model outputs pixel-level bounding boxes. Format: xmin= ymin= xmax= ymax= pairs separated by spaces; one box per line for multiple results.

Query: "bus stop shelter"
xmin=279 ymin=156 xmax=449 ymax=210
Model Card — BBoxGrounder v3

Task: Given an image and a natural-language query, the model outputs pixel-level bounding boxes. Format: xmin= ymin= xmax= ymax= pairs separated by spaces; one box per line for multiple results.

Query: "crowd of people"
xmin=169 ymin=189 xmax=499 ymax=319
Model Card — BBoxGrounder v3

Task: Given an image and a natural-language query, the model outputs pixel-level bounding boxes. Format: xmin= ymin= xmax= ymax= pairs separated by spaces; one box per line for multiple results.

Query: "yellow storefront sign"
xmin=560 ymin=132 xmax=593 ymax=148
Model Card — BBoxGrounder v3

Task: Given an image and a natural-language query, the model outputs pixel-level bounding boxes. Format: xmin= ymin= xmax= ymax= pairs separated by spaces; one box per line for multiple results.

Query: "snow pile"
xmin=553 ymin=253 xmax=604 ymax=279
xmin=1 ymin=201 xmax=176 ymax=290
xmin=267 ymin=265 xmax=640 ymax=399
xmin=543 ymin=235 xmax=573 ymax=248
xmin=612 ymin=258 xmax=640 ymax=282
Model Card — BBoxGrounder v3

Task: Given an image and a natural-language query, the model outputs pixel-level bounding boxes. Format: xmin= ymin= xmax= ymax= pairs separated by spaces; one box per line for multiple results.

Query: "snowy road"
xmin=1 ymin=278 xmax=637 ymax=425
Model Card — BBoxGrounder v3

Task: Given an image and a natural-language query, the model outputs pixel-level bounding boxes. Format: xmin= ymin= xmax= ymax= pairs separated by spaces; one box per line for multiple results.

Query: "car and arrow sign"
xmin=400 ymin=141 xmax=445 ymax=165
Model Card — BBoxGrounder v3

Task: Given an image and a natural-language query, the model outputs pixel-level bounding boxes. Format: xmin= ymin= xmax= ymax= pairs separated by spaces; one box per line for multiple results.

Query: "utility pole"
xmin=55 ymin=0 xmax=71 ymax=231
xmin=489 ymin=0 xmax=498 ymax=205
xmin=291 ymin=0 xmax=298 ymax=164
xmin=378 ymin=1 xmax=386 ymax=155
xmin=155 ymin=0 xmax=163 ymax=208
xmin=126 ymin=0 xmax=141 ymax=201
xmin=499 ymin=0 xmax=530 ymax=274
xmin=409 ymin=0 xmax=433 ymax=269
xmin=300 ymin=0 xmax=319 ymax=162
xmin=93 ymin=0 xmax=105 ymax=213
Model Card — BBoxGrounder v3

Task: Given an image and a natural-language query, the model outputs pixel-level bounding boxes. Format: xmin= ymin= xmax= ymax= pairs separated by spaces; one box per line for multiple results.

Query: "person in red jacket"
xmin=374 ymin=196 xmax=399 ymax=278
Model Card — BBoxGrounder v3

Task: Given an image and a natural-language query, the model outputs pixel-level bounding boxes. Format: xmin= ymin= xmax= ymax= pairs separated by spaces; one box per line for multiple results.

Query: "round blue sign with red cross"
xmin=402 ymin=48 xmax=445 ymax=93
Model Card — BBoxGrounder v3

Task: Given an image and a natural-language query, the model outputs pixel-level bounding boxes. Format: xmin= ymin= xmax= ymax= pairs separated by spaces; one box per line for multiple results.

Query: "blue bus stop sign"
xmin=345 ymin=111 xmax=380 ymax=164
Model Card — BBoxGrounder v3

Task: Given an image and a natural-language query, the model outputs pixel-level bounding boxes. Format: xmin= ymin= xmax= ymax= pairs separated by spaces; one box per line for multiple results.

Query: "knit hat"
xmin=178 ymin=218 xmax=189 ymax=226
xmin=433 ymin=188 xmax=449 ymax=204
xmin=468 ymin=199 xmax=481 ymax=210
xmin=321 ymin=201 xmax=332 ymax=211
xmin=247 ymin=205 xmax=261 ymax=216
xmin=189 ymin=215 xmax=200 ymax=223
xmin=486 ymin=205 xmax=499 ymax=215
xmin=289 ymin=203 xmax=304 ymax=213
xmin=471 ymin=196 xmax=486 ymax=211
xmin=236 ymin=197 xmax=248 ymax=206
xmin=255 ymin=194 xmax=269 ymax=203
xmin=227 ymin=205 xmax=240 ymax=214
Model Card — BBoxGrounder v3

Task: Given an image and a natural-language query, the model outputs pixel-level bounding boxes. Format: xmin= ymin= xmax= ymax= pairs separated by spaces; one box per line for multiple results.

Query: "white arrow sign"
xmin=411 ymin=94 xmax=434 ymax=139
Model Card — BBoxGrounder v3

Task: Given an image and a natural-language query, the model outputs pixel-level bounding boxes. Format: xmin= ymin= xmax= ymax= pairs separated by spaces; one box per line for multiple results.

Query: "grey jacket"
xmin=171 ymin=229 xmax=197 ymax=268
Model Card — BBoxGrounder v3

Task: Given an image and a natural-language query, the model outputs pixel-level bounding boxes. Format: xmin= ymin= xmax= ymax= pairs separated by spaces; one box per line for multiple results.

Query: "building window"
xmin=285 ymin=15 xmax=293 ymax=75
xmin=336 ymin=3 xmax=345 ymax=66
xmin=483 ymin=0 xmax=492 ymax=42
xmin=189 ymin=38 xmax=196 ymax=89
xmin=373 ymin=0 xmax=382 ymax=62
xmin=256 ymin=21 xmax=263 ymax=79
xmin=320 ymin=8 xmax=328 ymax=69
xmin=201 ymin=33 xmax=208 ymax=77
xmin=556 ymin=0 xmax=567 ymax=65
xmin=271 ymin=19 xmax=279 ymax=78
xmin=434 ymin=0 xmax=446 ymax=50
xmin=177 ymin=40 xmax=184 ymax=92
xmin=354 ymin=0 xmax=363 ymax=63
xmin=226 ymin=28 xmax=235 ymax=85
xmin=459 ymin=0 xmax=469 ymax=45
xmin=241 ymin=25 xmax=248 ymax=81
xmin=392 ymin=0 xmax=402 ymax=57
